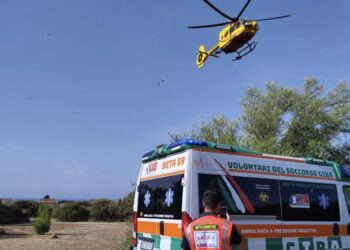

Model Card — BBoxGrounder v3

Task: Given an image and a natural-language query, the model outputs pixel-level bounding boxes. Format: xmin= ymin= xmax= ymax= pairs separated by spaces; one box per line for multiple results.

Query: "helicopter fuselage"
xmin=218 ymin=20 xmax=258 ymax=53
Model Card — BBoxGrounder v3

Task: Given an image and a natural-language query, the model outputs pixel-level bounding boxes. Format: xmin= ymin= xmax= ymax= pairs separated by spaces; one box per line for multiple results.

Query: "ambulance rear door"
xmin=136 ymin=152 xmax=188 ymax=250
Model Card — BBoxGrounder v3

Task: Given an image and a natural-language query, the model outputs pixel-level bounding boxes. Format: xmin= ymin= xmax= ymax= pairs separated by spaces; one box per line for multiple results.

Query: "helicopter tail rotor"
xmin=196 ymin=44 xmax=208 ymax=68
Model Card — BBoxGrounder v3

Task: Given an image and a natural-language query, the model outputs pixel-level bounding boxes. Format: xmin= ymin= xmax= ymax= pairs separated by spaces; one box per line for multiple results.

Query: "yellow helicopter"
xmin=188 ymin=0 xmax=291 ymax=68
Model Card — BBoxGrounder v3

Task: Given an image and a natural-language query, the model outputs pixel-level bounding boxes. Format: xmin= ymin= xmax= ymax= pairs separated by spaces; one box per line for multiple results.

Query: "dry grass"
xmin=0 ymin=220 xmax=131 ymax=250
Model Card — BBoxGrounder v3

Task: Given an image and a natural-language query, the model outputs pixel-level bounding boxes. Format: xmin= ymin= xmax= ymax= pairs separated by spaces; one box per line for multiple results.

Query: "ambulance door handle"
xmin=333 ymin=223 xmax=339 ymax=236
xmin=160 ymin=221 xmax=164 ymax=235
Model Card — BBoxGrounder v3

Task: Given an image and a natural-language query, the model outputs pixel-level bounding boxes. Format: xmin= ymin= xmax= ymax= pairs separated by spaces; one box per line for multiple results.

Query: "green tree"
xmin=281 ymin=79 xmax=350 ymax=159
xmin=171 ymin=78 xmax=350 ymax=163
xmin=170 ymin=115 xmax=241 ymax=146
xmin=240 ymin=82 xmax=296 ymax=154
xmin=32 ymin=205 xmax=51 ymax=235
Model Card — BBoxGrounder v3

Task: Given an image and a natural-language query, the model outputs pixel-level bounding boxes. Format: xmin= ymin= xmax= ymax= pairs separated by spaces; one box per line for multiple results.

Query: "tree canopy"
xmin=170 ymin=78 xmax=350 ymax=164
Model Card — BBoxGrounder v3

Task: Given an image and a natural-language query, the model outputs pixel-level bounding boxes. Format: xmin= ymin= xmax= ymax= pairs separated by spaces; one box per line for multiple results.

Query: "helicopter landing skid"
xmin=209 ymin=50 xmax=221 ymax=58
xmin=232 ymin=42 xmax=257 ymax=61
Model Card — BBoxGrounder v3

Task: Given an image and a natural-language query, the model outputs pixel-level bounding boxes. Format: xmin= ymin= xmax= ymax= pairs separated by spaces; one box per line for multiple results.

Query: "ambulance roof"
xmin=141 ymin=139 xmax=350 ymax=182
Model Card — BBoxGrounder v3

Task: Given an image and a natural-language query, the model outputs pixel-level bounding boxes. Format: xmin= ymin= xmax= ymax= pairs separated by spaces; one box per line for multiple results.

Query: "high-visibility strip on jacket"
xmin=185 ymin=215 xmax=233 ymax=250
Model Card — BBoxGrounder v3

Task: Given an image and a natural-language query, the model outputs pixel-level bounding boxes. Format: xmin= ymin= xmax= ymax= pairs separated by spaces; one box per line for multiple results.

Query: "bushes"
xmin=52 ymin=195 xmax=134 ymax=222
xmin=0 ymin=203 xmax=24 ymax=224
xmin=0 ymin=201 xmax=39 ymax=224
xmin=0 ymin=193 xmax=134 ymax=225
xmin=32 ymin=205 xmax=51 ymax=235
xmin=32 ymin=218 xmax=50 ymax=235
xmin=89 ymin=192 xmax=134 ymax=222
xmin=90 ymin=199 xmax=118 ymax=221
xmin=56 ymin=202 xmax=90 ymax=222
xmin=53 ymin=195 xmax=135 ymax=222
xmin=116 ymin=192 xmax=134 ymax=221
xmin=0 ymin=203 xmax=14 ymax=224
xmin=11 ymin=200 xmax=39 ymax=219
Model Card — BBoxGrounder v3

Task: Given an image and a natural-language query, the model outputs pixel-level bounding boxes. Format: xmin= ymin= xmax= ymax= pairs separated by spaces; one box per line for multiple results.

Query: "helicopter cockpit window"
xmin=235 ymin=22 xmax=241 ymax=29
xmin=224 ymin=31 xmax=228 ymax=37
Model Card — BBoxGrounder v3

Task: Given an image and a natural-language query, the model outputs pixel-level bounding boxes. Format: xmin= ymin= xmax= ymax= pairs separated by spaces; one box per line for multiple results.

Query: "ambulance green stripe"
xmin=170 ymin=238 xmax=182 ymax=249
xmin=266 ymin=238 xmax=282 ymax=250
xmin=151 ymin=234 xmax=161 ymax=249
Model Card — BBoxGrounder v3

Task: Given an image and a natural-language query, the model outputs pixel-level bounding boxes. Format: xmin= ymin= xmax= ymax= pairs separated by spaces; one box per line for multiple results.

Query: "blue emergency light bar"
xmin=141 ymin=139 xmax=263 ymax=163
xmin=166 ymin=139 xmax=208 ymax=151
xmin=141 ymin=150 xmax=156 ymax=162
xmin=141 ymin=139 xmax=207 ymax=162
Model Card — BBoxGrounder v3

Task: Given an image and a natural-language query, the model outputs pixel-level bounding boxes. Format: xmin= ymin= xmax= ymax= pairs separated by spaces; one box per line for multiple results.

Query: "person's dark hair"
xmin=202 ymin=189 xmax=222 ymax=210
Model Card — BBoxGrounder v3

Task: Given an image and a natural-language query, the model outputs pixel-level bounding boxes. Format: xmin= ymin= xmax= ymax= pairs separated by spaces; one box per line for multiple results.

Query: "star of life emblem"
xmin=318 ymin=193 xmax=330 ymax=210
xmin=165 ymin=188 xmax=174 ymax=207
xmin=144 ymin=190 xmax=151 ymax=207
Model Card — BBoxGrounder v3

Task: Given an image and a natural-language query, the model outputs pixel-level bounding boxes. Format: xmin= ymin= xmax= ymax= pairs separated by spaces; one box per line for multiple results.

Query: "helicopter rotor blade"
xmin=188 ymin=21 xmax=231 ymax=29
xmin=203 ymin=0 xmax=234 ymax=21
xmin=235 ymin=0 xmax=252 ymax=21
xmin=251 ymin=14 xmax=292 ymax=22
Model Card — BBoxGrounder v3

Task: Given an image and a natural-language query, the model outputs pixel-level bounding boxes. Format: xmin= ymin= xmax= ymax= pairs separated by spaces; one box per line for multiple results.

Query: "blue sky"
xmin=0 ymin=0 xmax=349 ymax=199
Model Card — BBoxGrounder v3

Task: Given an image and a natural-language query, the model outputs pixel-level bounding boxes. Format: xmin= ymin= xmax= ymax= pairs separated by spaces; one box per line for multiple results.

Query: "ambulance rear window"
xmin=137 ymin=174 xmax=184 ymax=220
xmin=280 ymin=181 xmax=340 ymax=221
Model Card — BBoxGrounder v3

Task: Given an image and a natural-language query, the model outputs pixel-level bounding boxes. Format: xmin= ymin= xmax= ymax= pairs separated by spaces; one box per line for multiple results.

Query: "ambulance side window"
xmin=198 ymin=174 xmax=281 ymax=218
xmin=137 ymin=174 xmax=184 ymax=220
xmin=343 ymin=186 xmax=350 ymax=215
xmin=280 ymin=181 xmax=340 ymax=221
xmin=198 ymin=174 xmax=238 ymax=214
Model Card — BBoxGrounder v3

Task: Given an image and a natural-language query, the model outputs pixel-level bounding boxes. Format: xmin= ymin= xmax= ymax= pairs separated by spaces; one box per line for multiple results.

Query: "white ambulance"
xmin=131 ymin=139 xmax=350 ymax=250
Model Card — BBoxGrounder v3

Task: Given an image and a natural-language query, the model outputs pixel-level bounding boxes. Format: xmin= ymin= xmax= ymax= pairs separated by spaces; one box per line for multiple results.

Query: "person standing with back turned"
xmin=181 ymin=189 xmax=246 ymax=250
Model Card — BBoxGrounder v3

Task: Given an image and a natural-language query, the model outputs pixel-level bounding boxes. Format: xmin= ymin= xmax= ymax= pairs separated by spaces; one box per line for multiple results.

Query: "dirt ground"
xmin=0 ymin=220 xmax=131 ymax=250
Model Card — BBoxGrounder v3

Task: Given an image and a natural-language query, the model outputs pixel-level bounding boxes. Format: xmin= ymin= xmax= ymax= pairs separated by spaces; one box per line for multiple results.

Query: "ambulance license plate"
xmin=139 ymin=237 xmax=154 ymax=250
xmin=140 ymin=241 xmax=154 ymax=250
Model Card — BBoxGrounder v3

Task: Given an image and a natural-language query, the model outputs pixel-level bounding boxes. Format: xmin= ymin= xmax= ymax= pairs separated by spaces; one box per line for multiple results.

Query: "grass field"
xmin=0 ymin=220 xmax=131 ymax=250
